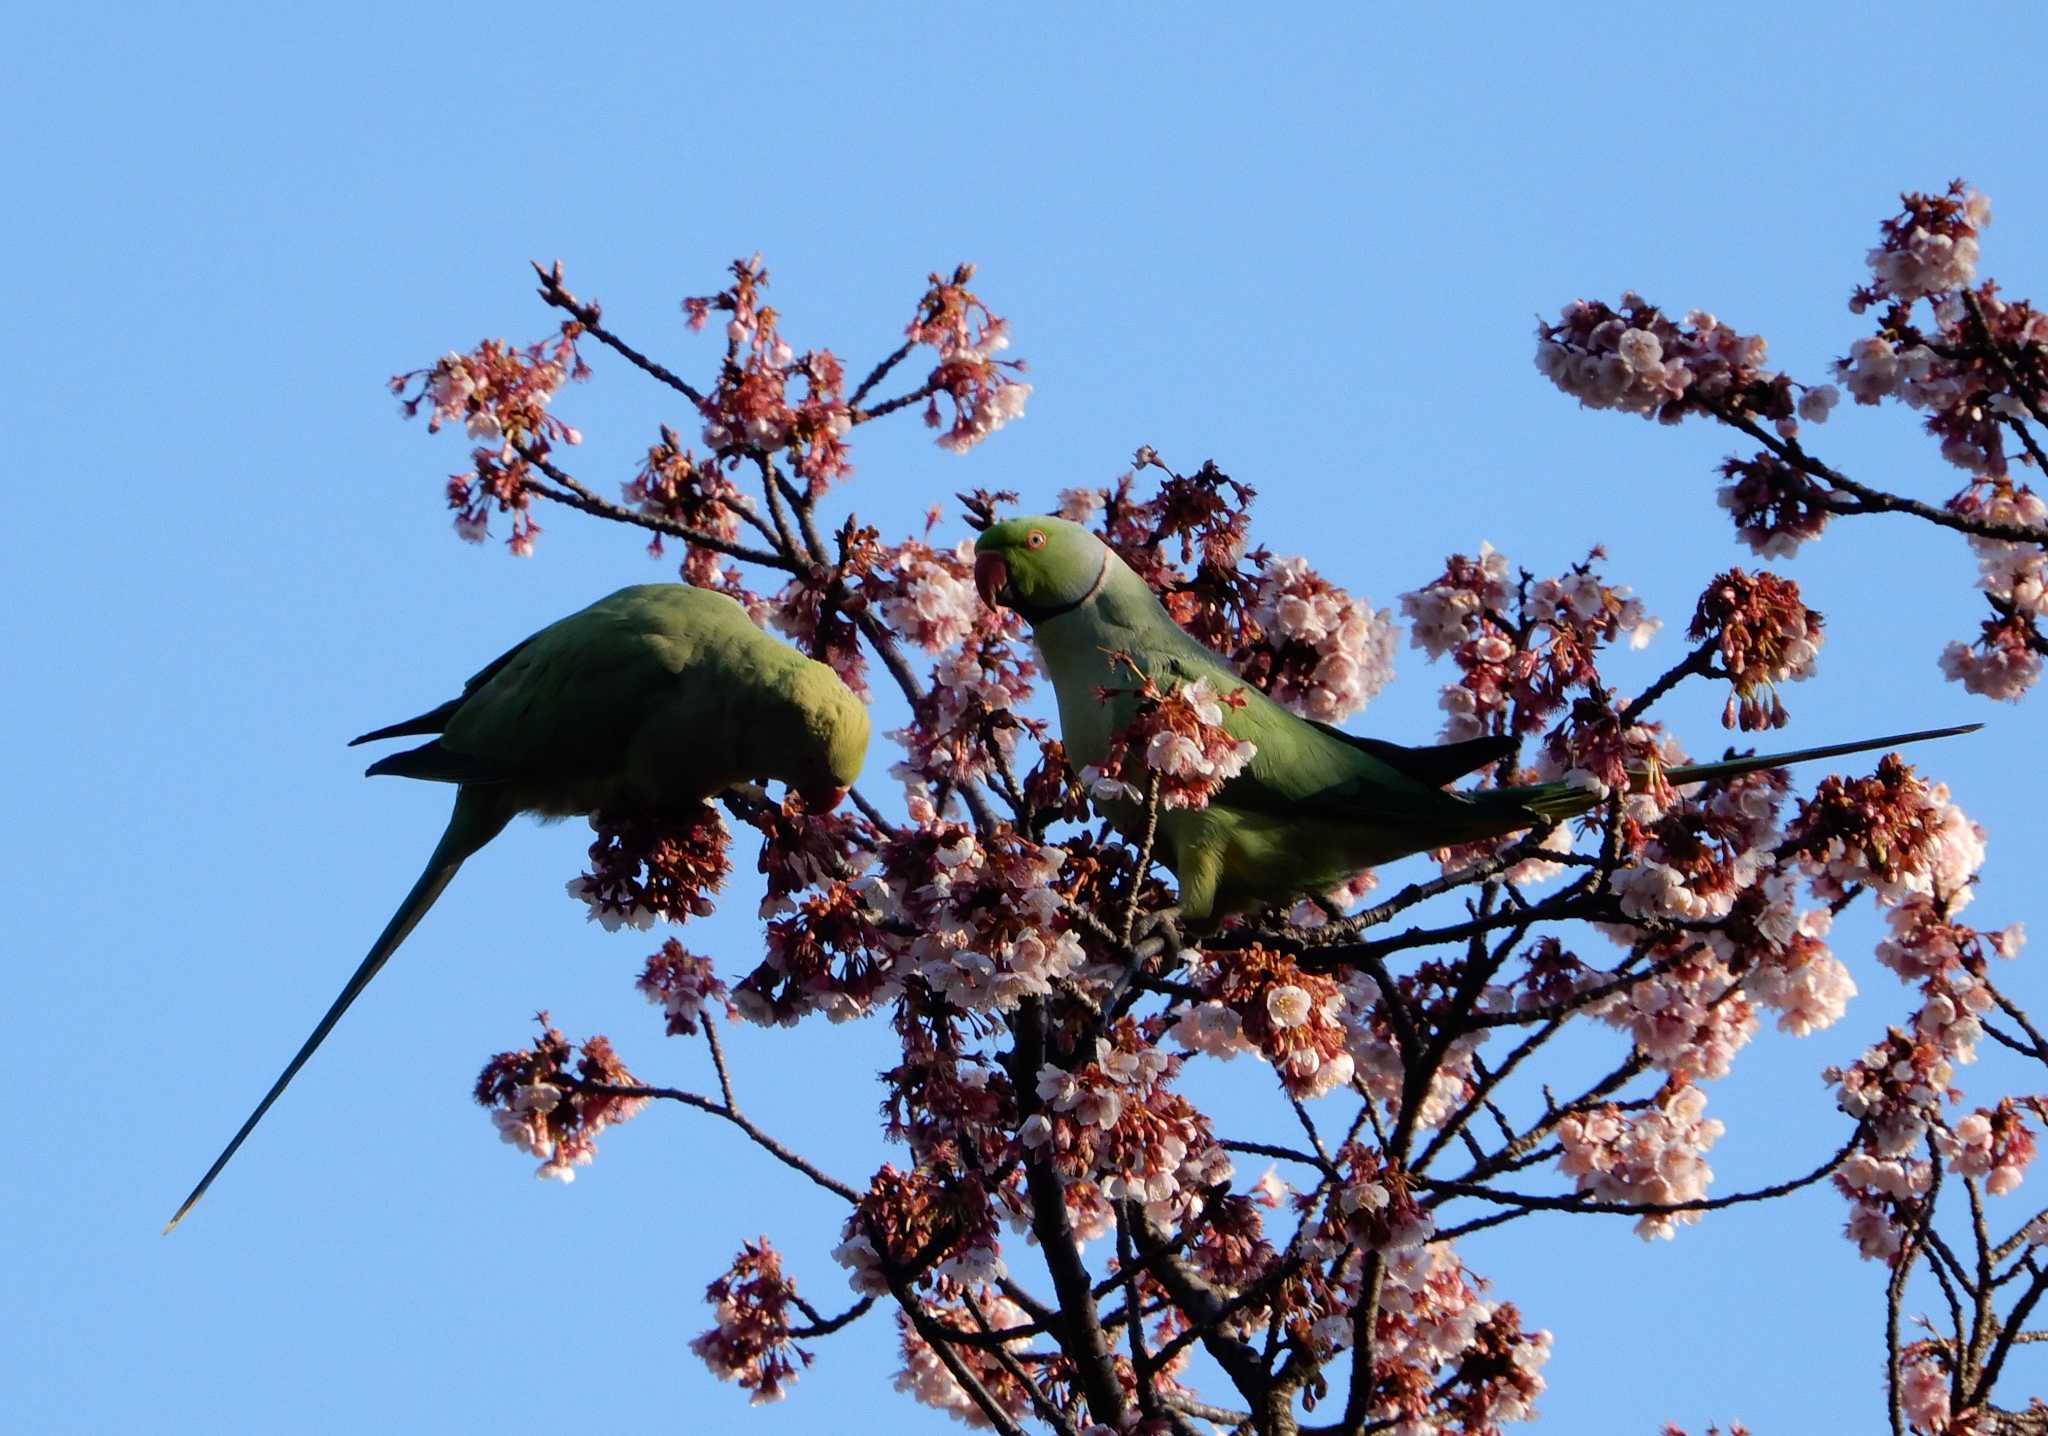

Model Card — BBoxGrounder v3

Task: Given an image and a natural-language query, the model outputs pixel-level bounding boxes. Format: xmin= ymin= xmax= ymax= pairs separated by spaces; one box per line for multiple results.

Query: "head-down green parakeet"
xmin=165 ymin=583 xmax=868 ymax=1232
xmin=973 ymin=515 xmax=1975 ymax=926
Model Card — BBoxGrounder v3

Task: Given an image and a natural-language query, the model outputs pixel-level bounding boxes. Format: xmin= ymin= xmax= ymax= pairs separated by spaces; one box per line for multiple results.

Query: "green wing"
xmin=348 ymin=635 xmax=538 ymax=747
xmin=1307 ymin=724 xmax=1515 ymax=787
xmin=362 ymin=586 xmax=757 ymax=786
xmin=1149 ymin=649 xmax=1492 ymax=830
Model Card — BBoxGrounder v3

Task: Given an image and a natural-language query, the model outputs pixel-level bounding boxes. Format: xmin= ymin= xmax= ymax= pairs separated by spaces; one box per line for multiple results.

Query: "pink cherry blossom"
xmin=1557 ymin=1084 xmax=1723 ymax=1240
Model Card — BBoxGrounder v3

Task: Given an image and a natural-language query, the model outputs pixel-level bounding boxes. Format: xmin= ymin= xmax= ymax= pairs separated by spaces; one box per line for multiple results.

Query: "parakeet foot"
xmin=1130 ymin=907 xmax=1183 ymax=962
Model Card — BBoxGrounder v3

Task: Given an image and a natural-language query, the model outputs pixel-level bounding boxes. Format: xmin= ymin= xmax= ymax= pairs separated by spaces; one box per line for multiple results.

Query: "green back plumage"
xmin=358 ymin=584 xmax=861 ymax=807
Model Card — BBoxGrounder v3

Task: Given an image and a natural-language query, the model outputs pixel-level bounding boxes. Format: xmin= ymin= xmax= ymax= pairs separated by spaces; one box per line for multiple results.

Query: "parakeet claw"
xmin=1131 ymin=906 xmax=1184 ymax=962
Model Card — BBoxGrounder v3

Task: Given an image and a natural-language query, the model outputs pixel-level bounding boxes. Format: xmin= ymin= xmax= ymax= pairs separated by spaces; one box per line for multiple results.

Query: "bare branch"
xmin=532 ymin=261 xmax=708 ymax=406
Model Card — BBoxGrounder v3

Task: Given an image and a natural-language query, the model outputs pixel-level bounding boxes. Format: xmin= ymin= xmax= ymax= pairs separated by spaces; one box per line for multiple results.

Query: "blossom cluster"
xmin=867 ymin=823 xmax=1085 ymax=1013
xmin=1319 ymin=1244 xmax=1552 ymax=1430
xmin=1171 ymin=944 xmax=1356 ymax=1098
xmin=1535 ymin=293 xmax=1789 ymax=424
xmin=473 ymin=1016 xmax=648 ymax=1182
xmin=728 ymin=817 xmax=1090 ymax=1027
xmin=623 ymin=425 xmax=754 ymax=591
xmin=685 ymin=256 xmax=854 ymax=492
xmin=1687 ymin=568 xmax=1824 ymax=730
xmin=1590 ymin=762 xmax=1861 ymax=1060
xmin=1716 ymin=450 xmax=1838 ymax=558
xmin=1329 ymin=1144 xmax=1434 ymax=1253
xmin=1341 ymin=969 xmax=1485 ymax=1129
xmin=1853 ymin=181 xmax=1991 ymax=310
xmin=1835 ymin=1146 xmax=1933 ymax=1262
xmin=892 ymin=1291 xmax=1051 ymax=1429
xmin=906 ymin=264 xmax=1033 ymax=454
xmin=1834 ymin=308 xmax=2040 ymax=478
xmin=1401 ymin=542 xmax=1657 ymax=746
xmin=690 ymin=1239 xmax=812 ymax=1405
xmin=1080 ymin=673 xmax=1256 ymax=811
xmin=1230 ymin=555 xmax=1399 ymax=722
xmin=1588 ymin=945 xmax=1760 ymax=1083
xmin=1897 ymin=1348 xmax=1954 ymax=1435
xmin=1934 ymin=1099 xmax=2038 ymax=1196
xmin=637 ymin=939 xmax=734 ymax=1036
xmin=392 ymin=320 xmax=589 ymax=556
xmin=735 ymin=876 xmax=894 ymax=1027
xmin=833 ymin=1164 xmax=1007 ymax=1295
xmin=765 ymin=520 xmax=882 ymax=698
xmin=1557 ymin=1083 xmax=1724 ymax=1240
xmin=1941 ymin=480 xmax=2048 ymax=701
xmin=1093 ymin=455 xmax=1264 ymax=649
xmin=1023 ymin=1021 xmax=1233 ymax=1220
xmin=747 ymin=796 xmax=872 ymax=917
xmin=1783 ymin=754 xmax=1984 ymax=909
xmin=879 ymin=1012 xmax=1018 ymax=1174
xmin=567 ymin=803 xmax=731 ymax=930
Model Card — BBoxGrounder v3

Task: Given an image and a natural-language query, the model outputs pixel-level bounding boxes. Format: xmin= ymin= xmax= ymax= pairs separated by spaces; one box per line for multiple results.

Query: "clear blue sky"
xmin=10 ymin=5 xmax=2048 ymax=1432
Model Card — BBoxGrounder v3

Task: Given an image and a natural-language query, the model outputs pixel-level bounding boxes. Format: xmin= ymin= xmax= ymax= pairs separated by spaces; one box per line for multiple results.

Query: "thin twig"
xmin=789 ymin=1295 xmax=876 ymax=1338
xmin=574 ymin=1079 xmax=859 ymax=1203
xmin=532 ymin=261 xmax=708 ymax=406
xmin=1417 ymin=1123 xmax=1860 ymax=1219
xmin=516 ymin=445 xmax=789 ymax=568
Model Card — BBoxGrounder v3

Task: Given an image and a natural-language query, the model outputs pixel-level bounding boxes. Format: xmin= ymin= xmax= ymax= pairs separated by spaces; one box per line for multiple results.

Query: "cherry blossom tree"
xmin=391 ymin=182 xmax=2048 ymax=1435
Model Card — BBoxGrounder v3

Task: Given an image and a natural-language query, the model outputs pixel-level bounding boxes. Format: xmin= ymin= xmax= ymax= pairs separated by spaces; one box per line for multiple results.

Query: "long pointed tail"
xmin=162 ymin=795 xmax=508 ymax=1234
xmin=1505 ymin=722 xmax=1983 ymax=823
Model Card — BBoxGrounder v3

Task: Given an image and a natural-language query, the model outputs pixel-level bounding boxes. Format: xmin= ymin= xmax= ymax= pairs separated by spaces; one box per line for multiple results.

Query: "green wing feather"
xmin=1305 ymin=725 xmax=1516 ymax=788
xmin=348 ymin=634 xmax=538 ymax=746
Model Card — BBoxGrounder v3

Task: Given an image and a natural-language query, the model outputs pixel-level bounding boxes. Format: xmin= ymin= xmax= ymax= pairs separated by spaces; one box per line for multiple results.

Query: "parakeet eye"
xmin=1025 ymin=529 xmax=1047 ymax=550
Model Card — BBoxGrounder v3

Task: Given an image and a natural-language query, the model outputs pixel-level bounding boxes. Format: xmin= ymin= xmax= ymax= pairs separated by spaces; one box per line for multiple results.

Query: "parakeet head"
xmin=973 ymin=516 xmax=1109 ymax=621
xmin=774 ymin=662 xmax=871 ymax=812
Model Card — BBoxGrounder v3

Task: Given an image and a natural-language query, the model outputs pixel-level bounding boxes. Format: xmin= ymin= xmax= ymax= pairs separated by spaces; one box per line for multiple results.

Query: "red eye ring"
xmin=1025 ymin=530 xmax=1047 ymax=550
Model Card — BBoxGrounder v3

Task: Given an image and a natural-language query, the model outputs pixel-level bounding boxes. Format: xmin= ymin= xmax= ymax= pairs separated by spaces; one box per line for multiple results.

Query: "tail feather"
xmin=1500 ymin=722 xmax=1982 ymax=824
xmin=162 ymin=793 xmax=510 ymax=1234
xmin=350 ymin=698 xmax=462 ymax=747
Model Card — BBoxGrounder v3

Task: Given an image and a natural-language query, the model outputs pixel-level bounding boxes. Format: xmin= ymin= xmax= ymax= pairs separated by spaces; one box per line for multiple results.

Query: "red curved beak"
xmin=799 ymin=784 xmax=849 ymax=813
xmin=974 ymin=551 xmax=1010 ymax=610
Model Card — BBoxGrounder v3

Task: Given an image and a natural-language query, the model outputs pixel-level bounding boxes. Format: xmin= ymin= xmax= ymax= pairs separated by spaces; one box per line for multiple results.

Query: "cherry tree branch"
xmin=574 ymin=1079 xmax=861 ymax=1204
xmin=1415 ymin=1122 xmax=1861 ymax=1219
xmin=531 ymin=261 xmax=708 ymax=406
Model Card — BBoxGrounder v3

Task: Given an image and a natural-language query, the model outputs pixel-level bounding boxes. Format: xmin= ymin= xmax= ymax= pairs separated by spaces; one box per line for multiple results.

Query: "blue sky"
xmin=10 ymin=5 xmax=2048 ymax=1432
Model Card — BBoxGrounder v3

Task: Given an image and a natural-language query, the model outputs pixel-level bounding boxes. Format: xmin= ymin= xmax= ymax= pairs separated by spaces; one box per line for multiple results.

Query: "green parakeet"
xmin=972 ymin=516 xmax=1974 ymax=925
xmin=165 ymin=583 xmax=868 ymax=1232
